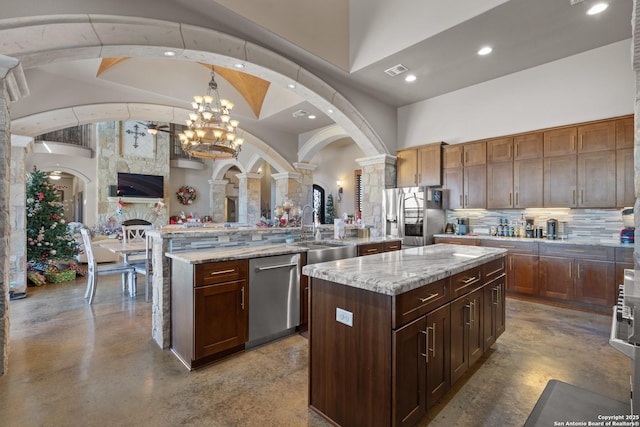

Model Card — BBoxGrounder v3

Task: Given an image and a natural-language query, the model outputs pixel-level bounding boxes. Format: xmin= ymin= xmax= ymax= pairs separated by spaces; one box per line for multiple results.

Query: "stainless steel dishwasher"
xmin=247 ymin=253 xmax=300 ymax=348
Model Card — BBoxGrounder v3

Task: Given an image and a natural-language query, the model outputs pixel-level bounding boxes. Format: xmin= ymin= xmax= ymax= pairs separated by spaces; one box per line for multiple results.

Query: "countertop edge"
xmin=434 ymin=234 xmax=633 ymax=248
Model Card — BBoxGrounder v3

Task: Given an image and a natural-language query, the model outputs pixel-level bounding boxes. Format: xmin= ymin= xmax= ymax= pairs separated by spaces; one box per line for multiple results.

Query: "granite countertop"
xmin=148 ymin=223 xmax=363 ymax=238
xmin=302 ymin=244 xmax=507 ymax=296
xmin=165 ymin=236 xmax=403 ymax=264
xmin=434 ymin=233 xmax=634 ymax=249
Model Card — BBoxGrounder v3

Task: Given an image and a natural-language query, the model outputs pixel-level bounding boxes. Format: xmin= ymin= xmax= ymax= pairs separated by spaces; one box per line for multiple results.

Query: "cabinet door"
xmin=425 ymin=303 xmax=451 ymax=409
xmin=544 ymin=127 xmax=577 ymax=157
xmin=616 ymin=117 xmax=634 ymax=149
xmin=544 ymin=155 xmax=577 ymax=207
xmin=487 ymin=161 xmax=514 ymax=209
xmin=443 ymin=167 xmax=463 ymax=209
xmin=487 ymin=137 xmax=513 ymax=163
xmin=577 ymin=150 xmax=616 ymax=208
xmin=463 ymin=164 xmax=486 ymax=208
xmin=617 ymin=148 xmax=634 ymax=207
xmin=508 ymin=253 xmax=539 ymax=295
xmin=483 ymin=276 xmax=506 ymax=351
xmin=514 ymin=157 xmax=543 ymax=208
xmin=514 ymin=132 xmax=543 ymax=159
xmin=434 ymin=237 xmax=479 ymax=246
xmin=450 ymin=295 xmax=470 ymax=384
xmin=538 ymin=257 xmax=574 ymax=300
xmin=194 ymin=279 xmax=247 ymax=359
xmin=358 ymin=243 xmax=382 ymax=256
xmin=578 ymin=121 xmax=616 ymax=153
xmin=443 ymin=145 xmax=463 ymax=169
xmin=467 ymin=288 xmax=484 ymax=367
xmin=574 ymin=259 xmax=615 ymax=307
xmin=392 ymin=315 xmax=427 ymax=427
xmin=417 ymin=143 xmax=443 ymax=186
xmin=384 ymin=240 xmax=402 ymax=252
xmin=396 ymin=149 xmax=418 ymax=187
xmin=464 ymin=141 xmax=486 ymax=166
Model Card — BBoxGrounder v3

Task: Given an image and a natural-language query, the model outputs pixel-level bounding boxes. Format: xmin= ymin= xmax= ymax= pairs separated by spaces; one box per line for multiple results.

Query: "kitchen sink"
xmin=294 ymin=241 xmax=357 ymax=264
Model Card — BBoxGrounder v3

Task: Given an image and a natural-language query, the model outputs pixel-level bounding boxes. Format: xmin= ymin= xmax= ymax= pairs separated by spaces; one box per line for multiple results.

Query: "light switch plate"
xmin=336 ymin=307 xmax=353 ymax=327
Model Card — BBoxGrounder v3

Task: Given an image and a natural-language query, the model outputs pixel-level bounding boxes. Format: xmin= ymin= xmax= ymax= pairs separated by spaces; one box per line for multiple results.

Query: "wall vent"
xmin=292 ymin=109 xmax=309 ymax=118
xmin=384 ymin=64 xmax=409 ymax=77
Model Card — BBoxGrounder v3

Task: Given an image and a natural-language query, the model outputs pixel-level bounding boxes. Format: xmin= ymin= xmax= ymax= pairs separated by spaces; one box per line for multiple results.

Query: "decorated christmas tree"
xmin=325 ymin=193 xmax=336 ymax=224
xmin=26 ymin=167 xmax=80 ymax=278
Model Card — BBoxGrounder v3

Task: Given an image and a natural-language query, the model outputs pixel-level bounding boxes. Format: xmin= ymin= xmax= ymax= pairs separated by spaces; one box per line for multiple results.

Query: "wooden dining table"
xmin=98 ymin=240 xmax=148 ymax=263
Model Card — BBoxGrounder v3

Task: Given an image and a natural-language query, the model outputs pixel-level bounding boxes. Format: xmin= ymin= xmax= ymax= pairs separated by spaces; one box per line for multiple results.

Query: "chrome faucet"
xmin=301 ymin=204 xmax=315 ymax=241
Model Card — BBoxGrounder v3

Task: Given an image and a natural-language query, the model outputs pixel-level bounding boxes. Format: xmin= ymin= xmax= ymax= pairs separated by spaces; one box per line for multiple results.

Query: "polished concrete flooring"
xmin=0 ymin=275 xmax=632 ymax=426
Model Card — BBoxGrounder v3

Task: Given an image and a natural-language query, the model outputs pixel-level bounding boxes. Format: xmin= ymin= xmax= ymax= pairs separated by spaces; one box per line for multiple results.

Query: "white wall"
xmin=311 ymin=140 xmax=365 ymax=217
xmin=169 ymin=165 xmax=213 ymax=218
xmin=398 ymin=39 xmax=634 ymax=148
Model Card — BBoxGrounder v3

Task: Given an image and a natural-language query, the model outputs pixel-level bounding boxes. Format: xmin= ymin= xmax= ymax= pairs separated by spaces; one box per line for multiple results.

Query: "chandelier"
xmin=179 ymin=69 xmax=244 ymax=159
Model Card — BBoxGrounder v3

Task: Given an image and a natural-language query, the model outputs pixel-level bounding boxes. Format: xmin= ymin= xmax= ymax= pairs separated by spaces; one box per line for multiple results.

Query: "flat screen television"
xmin=117 ymin=172 xmax=164 ymax=199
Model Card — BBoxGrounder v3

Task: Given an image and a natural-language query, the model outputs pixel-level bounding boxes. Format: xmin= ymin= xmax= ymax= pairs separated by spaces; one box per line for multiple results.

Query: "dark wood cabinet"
xmin=577 ymin=150 xmax=616 ymax=207
xmin=574 ymin=259 xmax=615 ymax=307
xmin=483 ymin=273 xmax=506 ymax=351
xmin=617 ymin=147 xmax=634 ymax=207
xmin=539 ymin=256 xmax=574 ymax=300
xmin=397 ymin=143 xmax=444 ymax=187
xmin=514 ymin=157 xmax=543 ymax=208
xmin=463 ymin=164 xmax=486 ymax=209
xmin=358 ymin=242 xmax=383 ymax=256
xmin=299 ymin=252 xmax=309 ymax=332
xmin=464 ymin=141 xmax=486 ymax=166
xmin=443 ymin=166 xmax=463 ymax=209
xmin=616 ymin=117 xmax=634 ymax=149
xmin=424 ymin=303 xmax=451 ymax=408
xmin=486 ymin=161 xmax=513 ymax=209
xmin=480 ymin=240 xmax=538 ymax=296
xmin=443 ymin=145 xmax=463 ymax=169
xmin=443 ymin=142 xmax=486 ymax=209
xmin=171 ymin=259 xmax=249 ymax=370
xmin=435 ymin=237 xmax=478 ymax=245
xmin=384 ymin=240 xmax=402 ymax=252
xmin=544 ymin=155 xmax=577 ymax=207
xmin=450 ymin=287 xmax=483 ymax=384
xmin=487 ymin=137 xmax=513 ymax=163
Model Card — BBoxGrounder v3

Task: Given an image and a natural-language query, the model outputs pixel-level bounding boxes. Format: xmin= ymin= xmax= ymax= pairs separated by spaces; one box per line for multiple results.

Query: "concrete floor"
xmin=0 ymin=275 xmax=632 ymax=427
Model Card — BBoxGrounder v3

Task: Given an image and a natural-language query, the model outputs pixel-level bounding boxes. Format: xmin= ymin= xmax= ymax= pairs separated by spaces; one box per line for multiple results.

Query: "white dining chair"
xmin=131 ymin=234 xmax=153 ymax=302
xmin=80 ymin=228 xmax=137 ymax=304
xmin=121 ymin=224 xmax=152 ymax=264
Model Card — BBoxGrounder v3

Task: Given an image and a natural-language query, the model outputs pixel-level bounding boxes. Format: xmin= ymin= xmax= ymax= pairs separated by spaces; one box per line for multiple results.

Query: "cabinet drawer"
xmin=480 ymin=240 xmax=538 ymax=255
xmin=393 ymin=278 xmax=450 ymax=328
xmin=616 ymin=247 xmax=634 ymax=264
xmin=383 ymin=240 xmax=402 ymax=252
xmin=435 ymin=237 xmax=479 ymax=246
xmin=538 ymin=244 xmax=614 ymax=261
xmin=482 ymin=257 xmax=506 ymax=282
xmin=358 ymin=243 xmax=382 ymax=256
xmin=195 ymin=259 xmax=248 ymax=286
xmin=451 ymin=267 xmax=482 ymax=298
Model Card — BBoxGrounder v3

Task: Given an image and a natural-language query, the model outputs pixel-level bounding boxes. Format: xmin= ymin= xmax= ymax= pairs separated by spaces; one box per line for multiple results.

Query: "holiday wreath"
xmin=177 ymin=185 xmax=197 ymax=205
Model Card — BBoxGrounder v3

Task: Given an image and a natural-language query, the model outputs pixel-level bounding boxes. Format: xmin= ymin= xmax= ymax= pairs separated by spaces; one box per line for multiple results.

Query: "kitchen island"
xmin=302 ymin=244 xmax=507 ymax=427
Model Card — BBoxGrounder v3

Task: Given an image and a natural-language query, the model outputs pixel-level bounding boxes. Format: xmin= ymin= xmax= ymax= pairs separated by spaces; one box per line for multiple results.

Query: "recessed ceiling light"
xmin=587 ymin=2 xmax=608 ymax=15
xmin=288 ymin=84 xmax=296 ymax=89
xmin=478 ymin=46 xmax=493 ymax=56
xmin=404 ymin=74 xmax=417 ymax=83
xmin=163 ymin=51 xmax=176 ymax=57
xmin=234 ymin=63 xmax=245 ymax=69
xmin=327 ymin=109 xmax=334 ymax=114
xmin=308 ymin=115 xmax=316 ymax=120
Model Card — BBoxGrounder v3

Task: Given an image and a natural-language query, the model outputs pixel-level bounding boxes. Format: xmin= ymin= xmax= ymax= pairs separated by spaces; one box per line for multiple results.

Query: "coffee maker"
xmin=525 ymin=218 xmax=535 ymax=238
xmin=547 ymin=219 xmax=558 ymax=240
xmin=456 ymin=218 xmax=468 ymax=235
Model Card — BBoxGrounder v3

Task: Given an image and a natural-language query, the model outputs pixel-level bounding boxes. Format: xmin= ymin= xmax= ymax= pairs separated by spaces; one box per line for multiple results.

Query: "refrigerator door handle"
xmin=397 ymin=193 xmax=405 ymax=239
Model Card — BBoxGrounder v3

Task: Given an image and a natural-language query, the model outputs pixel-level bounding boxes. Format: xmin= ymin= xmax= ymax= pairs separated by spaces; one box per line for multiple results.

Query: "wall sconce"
xmin=337 ymin=180 xmax=343 ymax=202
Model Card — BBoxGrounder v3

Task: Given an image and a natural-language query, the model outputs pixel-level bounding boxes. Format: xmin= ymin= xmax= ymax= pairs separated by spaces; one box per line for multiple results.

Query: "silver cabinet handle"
xmin=210 ymin=269 xmax=236 ymax=276
xmin=254 ymin=263 xmax=297 ymax=272
xmin=421 ymin=329 xmax=429 ymax=364
xmin=241 ymin=286 xmax=245 ymax=310
xmin=418 ymin=293 xmax=439 ymax=304
xmin=465 ymin=303 xmax=472 ymax=326
xmin=429 ymin=323 xmax=436 ymax=360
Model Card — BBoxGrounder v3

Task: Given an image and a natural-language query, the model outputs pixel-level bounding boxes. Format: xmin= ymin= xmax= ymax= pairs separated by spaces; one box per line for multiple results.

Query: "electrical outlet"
xmin=218 ymin=235 xmax=230 ymax=243
xmin=336 ymin=307 xmax=353 ymax=327
xmin=252 ymin=234 xmax=262 ymax=241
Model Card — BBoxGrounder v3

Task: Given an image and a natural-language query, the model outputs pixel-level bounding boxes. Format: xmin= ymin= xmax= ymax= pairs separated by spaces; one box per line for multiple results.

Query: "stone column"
xmin=237 ymin=173 xmax=261 ymax=225
xmin=272 ymin=172 xmax=303 ymax=209
xmin=0 ymin=54 xmax=29 ymax=375
xmin=10 ymin=135 xmax=32 ymax=295
xmin=356 ymin=154 xmax=397 ymax=235
xmin=293 ymin=162 xmax=317 ymax=210
xmin=634 ymin=0 xmax=640 ymax=269
xmin=209 ymin=179 xmax=228 ymax=223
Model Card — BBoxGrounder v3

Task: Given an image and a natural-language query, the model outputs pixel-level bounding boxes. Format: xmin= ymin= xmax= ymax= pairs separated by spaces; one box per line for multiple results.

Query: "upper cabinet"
xmin=543 ymin=127 xmax=577 ymax=157
xmin=396 ymin=142 xmax=444 ymax=187
xmin=513 ymin=132 xmax=543 ymax=160
xmin=616 ymin=117 xmax=634 ymax=149
xmin=487 ymin=137 xmax=513 ymax=163
xmin=577 ymin=121 xmax=615 ymax=153
xmin=443 ymin=142 xmax=486 ymax=209
xmin=464 ymin=141 xmax=486 ymax=166
xmin=443 ymin=144 xmax=464 ymax=169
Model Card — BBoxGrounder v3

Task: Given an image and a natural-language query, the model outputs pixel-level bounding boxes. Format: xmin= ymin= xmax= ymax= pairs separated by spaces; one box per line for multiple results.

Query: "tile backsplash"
xmin=446 ymin=208 xmax=629 ymax=242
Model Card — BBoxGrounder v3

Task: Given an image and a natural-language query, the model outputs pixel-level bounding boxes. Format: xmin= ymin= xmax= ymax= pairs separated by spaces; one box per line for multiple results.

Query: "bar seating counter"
xmin=302 ymin=244 xmax=508 ymax=427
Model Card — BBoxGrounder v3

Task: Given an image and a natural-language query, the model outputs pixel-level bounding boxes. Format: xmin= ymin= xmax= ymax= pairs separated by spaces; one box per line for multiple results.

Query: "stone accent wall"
xmin=9 ymin=136 xmax=31 ymax=294
xmin=293 ymin=163 xmax=317 ymax=209
xmin=634 ymin=0 xmax=640 ymax=268
xmin=237 ymin=173 xmax=261 ymax=225
xmin=272 ymin=172 xmax=304 ymax=211
xmin=209 ymin=179 xmax=228 ymax=223
xmin=356 ymin=155 xmax=397 ymax=234
xmin=95 ymin=122 xmax=170 ymax=227
xmin=0 ymin=70 xmax=9 ymax=376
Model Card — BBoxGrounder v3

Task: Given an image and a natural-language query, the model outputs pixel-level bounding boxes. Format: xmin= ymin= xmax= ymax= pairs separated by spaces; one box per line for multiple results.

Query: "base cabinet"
xmin=483 ymin=275 xmax=506 ymax=350
xmin=171 ymin=259 xmax=249 ymax=370
xmin=450 ymin=287 xmax=483 ymax=384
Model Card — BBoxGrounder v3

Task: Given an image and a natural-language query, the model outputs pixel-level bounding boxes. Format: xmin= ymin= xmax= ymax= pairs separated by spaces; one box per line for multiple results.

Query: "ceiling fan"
xmin=137 ymin=121 xmax=170 ymax=135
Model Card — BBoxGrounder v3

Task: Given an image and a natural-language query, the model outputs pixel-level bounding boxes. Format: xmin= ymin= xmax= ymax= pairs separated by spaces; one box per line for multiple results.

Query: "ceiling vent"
xmin=384 ymin=64 xmax=409 ymax=77
xmin=292 ymin=109 xmax=309 ymax=118
xmin=569 ymin=0 xmax=584 ymax=4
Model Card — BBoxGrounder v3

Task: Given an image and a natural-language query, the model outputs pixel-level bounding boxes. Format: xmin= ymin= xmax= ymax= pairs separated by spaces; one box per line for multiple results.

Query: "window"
xmin=313 ymin=185 xmax=325 ymax=225
xmin=354 ymin=169 xmax=363 ymax=215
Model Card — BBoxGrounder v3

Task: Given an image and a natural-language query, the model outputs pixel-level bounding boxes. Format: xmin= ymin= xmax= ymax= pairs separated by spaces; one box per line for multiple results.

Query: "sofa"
xmin=68 ymin=222 xmax=119 ymax=264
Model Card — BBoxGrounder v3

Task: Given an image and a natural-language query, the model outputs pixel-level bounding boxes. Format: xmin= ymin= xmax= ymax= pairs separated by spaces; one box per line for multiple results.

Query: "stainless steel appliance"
xmin=247 ymin=253 xmax=300 ymax=348
xmin=382 ymin=187 xmax=445 ymax=247
xmin=546 ymin=219 xmax=557 ymax=240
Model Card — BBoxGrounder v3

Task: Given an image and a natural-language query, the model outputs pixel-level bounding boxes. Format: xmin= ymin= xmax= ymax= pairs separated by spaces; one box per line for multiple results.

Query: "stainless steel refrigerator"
xmin=382 ymin=187 xmax=445 ymax=247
